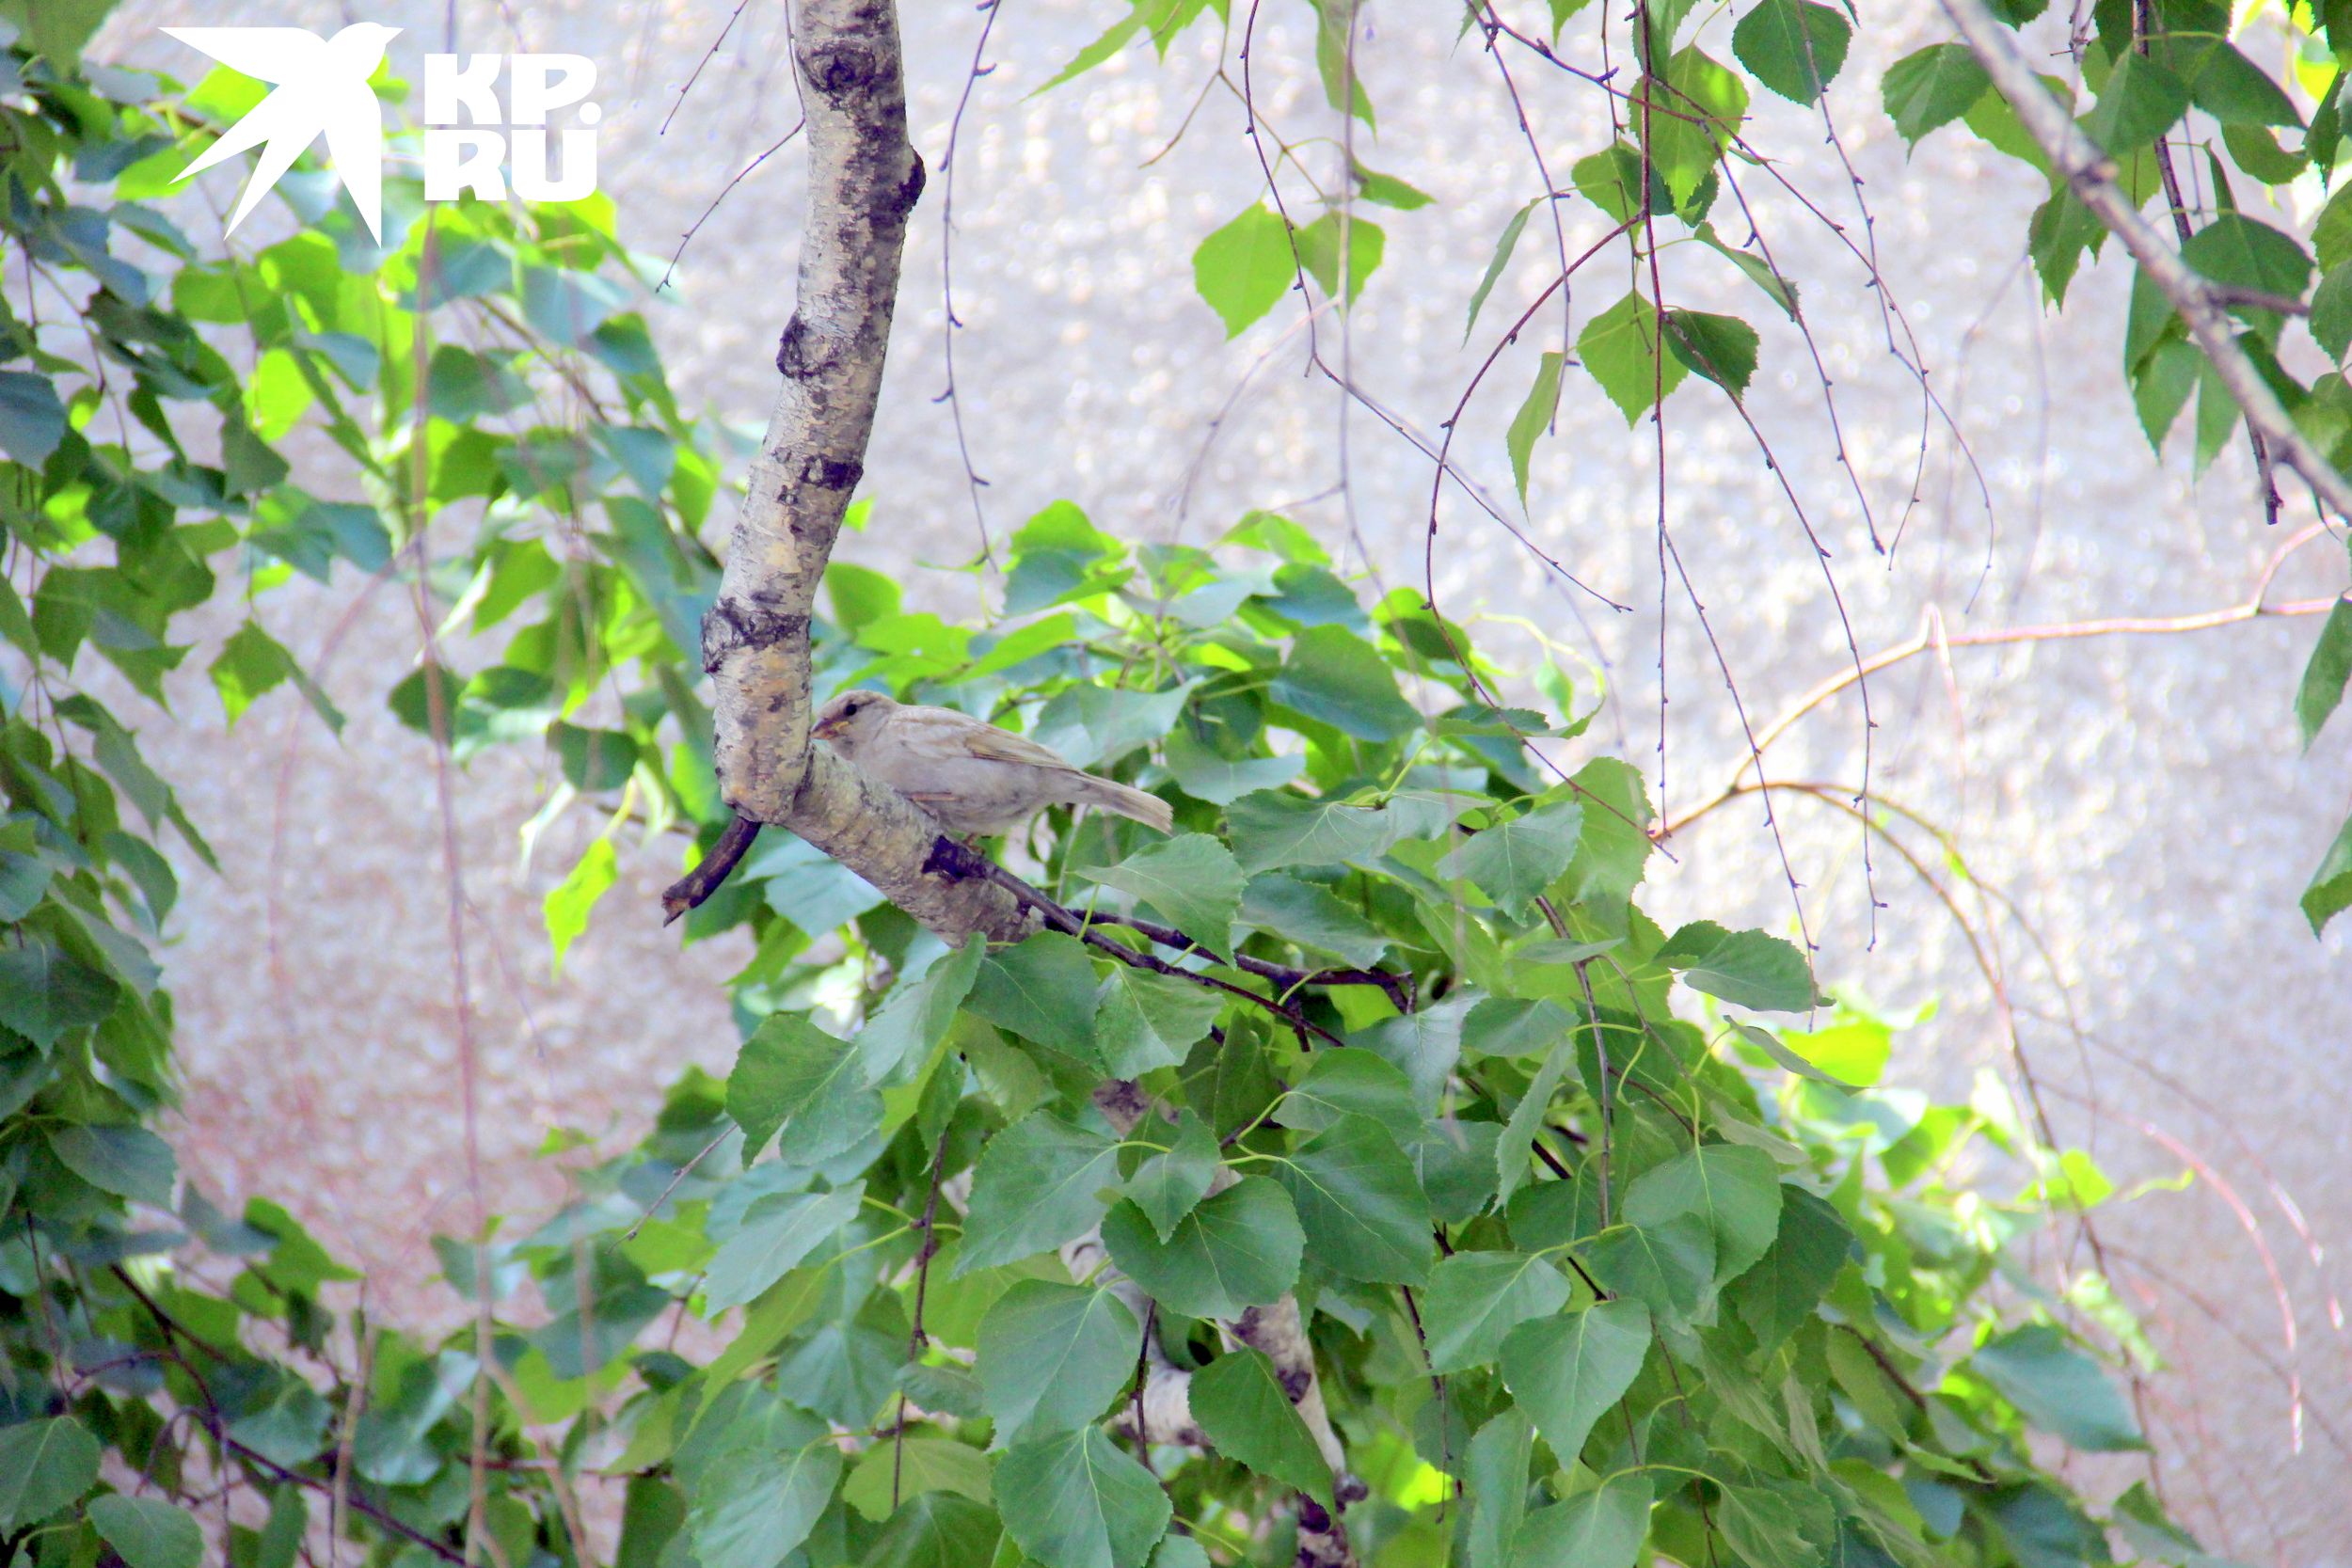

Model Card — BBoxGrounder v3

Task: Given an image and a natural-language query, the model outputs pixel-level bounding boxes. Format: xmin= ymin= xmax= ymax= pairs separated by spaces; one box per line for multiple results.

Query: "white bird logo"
xmin=162 ymin=24 xmax=403 ymax=241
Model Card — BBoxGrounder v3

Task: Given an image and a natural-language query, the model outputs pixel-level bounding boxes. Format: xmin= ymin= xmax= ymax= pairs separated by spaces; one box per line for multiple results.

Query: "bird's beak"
xmin=811 ymin=712 xmax=843 ymax=740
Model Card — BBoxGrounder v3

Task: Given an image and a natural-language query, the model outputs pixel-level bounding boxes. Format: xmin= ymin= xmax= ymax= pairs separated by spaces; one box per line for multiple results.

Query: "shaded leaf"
xmin=1422 ymin=1250 xmax=1573 ymax=1373
xmin=1102 ymin=1177 xmax=1303 ymax=1320
xmin=995 ymin=1428 xmax=1169 ymax=1568
xmin=1189 ymin=1349 xmax=1332 ymax=1506
xmin=977 ymin=1281 xmax=1140 ymax=1441
xmin=1498 ymin=1299 xmax=1653 ymax=1464
xmin=957 ymin=1114 xmax=1121 ymax=1274
xmin=1270 ymin=1114 xmax=1431 ymax=1285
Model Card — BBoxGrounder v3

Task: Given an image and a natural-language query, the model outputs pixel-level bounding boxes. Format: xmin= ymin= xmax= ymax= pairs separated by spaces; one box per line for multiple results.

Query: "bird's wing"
xmin=317 ymin=90 xmax=387 ymax=242
xmin=947 ymin=720 xmax=1082 ymax=773
xmin=160 ymin=28 xmax=323 ymax=85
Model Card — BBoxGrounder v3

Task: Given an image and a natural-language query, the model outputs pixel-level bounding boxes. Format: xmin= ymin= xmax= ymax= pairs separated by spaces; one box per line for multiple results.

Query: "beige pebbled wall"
xmin=91 ymin=0 xmax=2352 ymax=1553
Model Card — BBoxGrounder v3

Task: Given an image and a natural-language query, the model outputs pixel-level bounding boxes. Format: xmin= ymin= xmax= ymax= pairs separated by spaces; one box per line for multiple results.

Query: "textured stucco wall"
xmin=91 ymin=0 xmax=2352 ymax=1552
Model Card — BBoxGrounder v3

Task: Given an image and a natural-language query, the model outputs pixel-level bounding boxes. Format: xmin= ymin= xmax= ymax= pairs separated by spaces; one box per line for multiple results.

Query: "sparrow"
xmin=812 ymin=690 xmax=1174 ymax=838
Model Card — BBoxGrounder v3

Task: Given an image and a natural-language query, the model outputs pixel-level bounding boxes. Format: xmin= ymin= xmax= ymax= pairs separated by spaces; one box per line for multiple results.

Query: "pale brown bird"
xmin=812 ymin=690 xmax=1174 ymax=838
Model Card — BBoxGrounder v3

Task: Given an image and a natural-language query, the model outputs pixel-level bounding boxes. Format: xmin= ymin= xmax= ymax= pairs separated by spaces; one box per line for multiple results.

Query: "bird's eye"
xmin=845 ymin=701 xmax=861 ymax=714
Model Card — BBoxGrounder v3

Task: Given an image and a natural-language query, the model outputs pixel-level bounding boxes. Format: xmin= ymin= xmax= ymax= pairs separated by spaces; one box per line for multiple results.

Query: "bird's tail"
xmin=1075 ymin=775 xmax=1174 ymax=833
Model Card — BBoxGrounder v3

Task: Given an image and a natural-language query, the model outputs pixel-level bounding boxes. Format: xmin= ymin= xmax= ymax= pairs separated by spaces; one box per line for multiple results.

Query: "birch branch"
xmin=664 ymin=0 xmax=1028 ymax=944
xmin=1936 ymin=0 xmax=2352 ymax=523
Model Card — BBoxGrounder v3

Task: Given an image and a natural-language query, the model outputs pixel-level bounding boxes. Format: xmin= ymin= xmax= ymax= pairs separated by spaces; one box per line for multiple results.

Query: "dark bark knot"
xmin=700 ymin=599 xmax=809 ymax=673
xmin=804 ymin=41 xmax=881 ymax=98
xmin=893 ymin=150 xmax=927 ymax=218
xmin=923 ymin=835 xmax=990 ymax=883
xmin=775 ymin=315 xmax=842 ymax=380
xmin=800 ymin=453 xmax=864 ymax=492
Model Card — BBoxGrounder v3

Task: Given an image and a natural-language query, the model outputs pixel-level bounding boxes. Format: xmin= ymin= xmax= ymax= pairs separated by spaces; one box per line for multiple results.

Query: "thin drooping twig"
xmin=1938 ymin=0 xmax=2352 ymax=525
xmin=936 ymin=0 xmax=1004 ymax=562
xmin=660 ymin=119 xmax=805 ymax=293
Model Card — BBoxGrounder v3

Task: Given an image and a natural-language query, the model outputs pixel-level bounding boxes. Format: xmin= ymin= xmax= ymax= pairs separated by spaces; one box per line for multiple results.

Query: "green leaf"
xmin=1121 ymin=1110 xmax=1221 ymax=1242
xmin=2302 ymin=810 xmax=2352 ymax=935
xmin=2081 ymin=52 xmax=2189 ymax=153
xmin=2167 ymin=38 xmax=2301 ymax=128
xmin=48 ymin=1124 xmax=176 ymax=1207
xmin=1623 ymin=1143 xmax=1785 ymax=1283
xmin=727 ymin=1011 xmax=879 ymax=1166
xmin=1717 ymin=1483 xmax=1836 ymax=1568
xmin=1467 ymin=200 xmax=1539 ymax=340
xmin=1697 ymin=227 xmax=1802 ymax=321
xmin=704 ymin=1184 xmax=866 ymax=1313
xmin=1194 ymin=204 xmax=1295 ymax=338
xmin=1731 ymin=0 xmax=1851 ymax=104
xmin=553 ymin=723 xmax=640 ymax=791
xmin=1768 ymin=1006 xmax=1892 ymax=1086
xmin=2312 ymin=265 xmax=2352 ymax=360
xmin=1237 ymin=874 xmax=1390 ymax=967
xmin=841 ymin=1441 xmax=992 ymax=1521
xmin=545 ymin=835 xmax=617 ymax=978
xmin=1282 ymin=1048 xmax=1421 ymax=1141
xmin=0 ymin=1418 xmax=101 ymax=1530
xmin=1507 ymin=351 xmax=1565 ymax=505
xmin=1100 ymin=1176 xmax=1303 ymax=1320
xmin=2295 ymin=598 xmax=2352 ymax=748
xmin=1726 ymin=1186 xmax=1851 ymax=1350
xmin=1269 ymin=1114 xmax=1431 ymax=1285
xmin=0 ymin=371 xmax=67 ymax=465
xmin=1494 ymin=1028 xmax=1574 ymax=1208
xmin=1084 ymin=833 xmax=1244 ymax=951
xmin=1732 ymin=1021 xmax=1862 ymax=1090
xmin=87 ymin=1497 xmax=202 ymax=1568
xmin=1643 ymin=48 xmax=1747 ymax=208
xmin=1498 ymin=1299 xmax=1653 ymax=1464
xmin=689 ymin=1443 xmax=842 ymax=1568
xmin=1655 ymin=920 xmax=1818 ymax=1012
xmin=1463 ymin=995 xmax=1576 ymax=1059
xmin=1189 ymin=1349 xmax=1333 ymax=1506
xmin=977 ymin=1281 xmax=1141 ymax=1441
xmin=1511 ymin=1472 xmax=1654 ymax=1568
xmin=1883 ymin=44 xmax=1992 ymax=147
xmin=1292 ymin=211 xmax=1385 ymax=305
xmin=957 ymin=1113 xmax=1122 ymax=1274
xmin=857 ymin=938 xmax=986 ymax=1085
xmin=1463 ymin=1410 xmax=1534 ymax=1568
xmin=1095 ymin=966 xmax=1225 ymax=1079
xmin=1971 ymin=1325 xmax=2147 ymax=1451
xmin=2181 ymin=214 xmax=2313 ymax=308
xmin=1442 ymin=799 xmax=1583 ymax=922
xmin=995 ymin=1427 xmax=1170 ymax=1568
xmin=1272 ymin=626 xmax=1420 ymax=741
xmin=1422 ymin=1250 xmax=1573 ymax=1372
xmin=1579 ymin=292 xmax=1688 ymax=426
xmin=1663 ymin=309 xmax=1760 ymax=397
xmin=1226 ymin=791 xmax=1398 ymax=873
xmin=1162 ymin=729 xmax=1304 ymax=805
xmin=0 ymin=938 xmax=121 ymax=1048
xmin=968 ymin=933 xmax=1103 ymax=1063
xmin=1571 ymin=145 xmax=1646 ymax=225
xmin=1352 ymin=162 xmax=1434 ymax=210
xmin=863 ymin=1493 xmax=1001 ymax=1567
